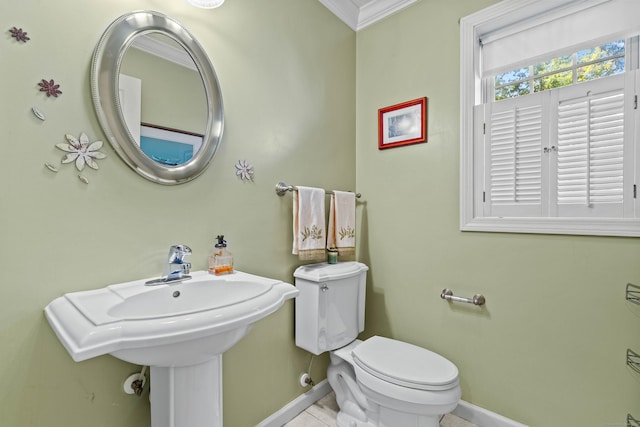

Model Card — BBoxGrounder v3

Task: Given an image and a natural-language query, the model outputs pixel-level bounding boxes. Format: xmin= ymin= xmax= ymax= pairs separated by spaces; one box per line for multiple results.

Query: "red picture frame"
xmin=378 ymin=97 xmax=427 ymax=150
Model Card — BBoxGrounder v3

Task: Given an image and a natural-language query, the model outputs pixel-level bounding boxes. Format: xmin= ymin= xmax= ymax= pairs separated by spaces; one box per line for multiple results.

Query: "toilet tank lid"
xmin=294 ymin=262 xmax=368 ymax=282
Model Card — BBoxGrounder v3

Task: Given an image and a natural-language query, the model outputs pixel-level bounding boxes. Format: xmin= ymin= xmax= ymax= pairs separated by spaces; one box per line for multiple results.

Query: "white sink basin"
xmin=44 ymin=270 xmax=298 ymax=366
xmin=108 ymin=279 xmax=271 ymax=320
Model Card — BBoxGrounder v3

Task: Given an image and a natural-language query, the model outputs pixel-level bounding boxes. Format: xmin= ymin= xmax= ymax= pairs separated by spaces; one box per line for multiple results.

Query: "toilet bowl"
xmin=294 ymin=262 xmax=461 ymax=427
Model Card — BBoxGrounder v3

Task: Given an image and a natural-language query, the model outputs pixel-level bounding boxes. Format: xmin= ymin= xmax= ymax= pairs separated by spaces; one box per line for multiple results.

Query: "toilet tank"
xmin=294 ymin=262 xmax=368 ymax=355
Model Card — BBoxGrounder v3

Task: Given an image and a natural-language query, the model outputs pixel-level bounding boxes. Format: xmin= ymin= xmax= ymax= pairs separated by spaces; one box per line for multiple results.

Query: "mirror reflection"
xmin=91 ymin=11 xmax=224 ymax=185
xmin=120 ymin=34 xmax=207 ymax=166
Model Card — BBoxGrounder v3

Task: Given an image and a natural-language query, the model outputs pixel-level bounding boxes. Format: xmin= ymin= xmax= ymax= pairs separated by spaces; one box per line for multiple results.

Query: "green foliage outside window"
xmin=494 ymin=40 xmax=625 ymax=100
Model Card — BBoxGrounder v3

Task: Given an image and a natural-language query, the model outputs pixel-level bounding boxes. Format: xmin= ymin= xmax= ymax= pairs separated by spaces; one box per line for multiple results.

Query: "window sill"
xmin=460 ymin=216 xmax=640 ymax=237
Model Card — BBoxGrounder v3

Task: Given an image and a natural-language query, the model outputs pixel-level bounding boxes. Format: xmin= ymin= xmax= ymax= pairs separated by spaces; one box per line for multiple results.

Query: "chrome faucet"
xmin=146 ymin=245 xmax=193 ymax=285
xmin=164 ymin=244 xmax=192 ymax=279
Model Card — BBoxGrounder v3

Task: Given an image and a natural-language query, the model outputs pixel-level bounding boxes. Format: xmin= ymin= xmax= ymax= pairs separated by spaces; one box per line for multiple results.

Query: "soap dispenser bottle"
xmin=208 ymin=235 xmax=233 ymax=275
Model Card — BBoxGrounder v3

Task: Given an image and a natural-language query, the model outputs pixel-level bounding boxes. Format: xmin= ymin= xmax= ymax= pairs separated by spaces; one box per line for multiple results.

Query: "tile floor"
xmin=283 ymin=392 xmax=479 ymax=427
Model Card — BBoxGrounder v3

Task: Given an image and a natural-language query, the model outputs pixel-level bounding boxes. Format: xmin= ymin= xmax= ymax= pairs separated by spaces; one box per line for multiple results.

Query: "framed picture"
xmin=378 ymin=97 xmax=427 ymax=150
xmin=139 ymin=123 xmax=204 ymax=166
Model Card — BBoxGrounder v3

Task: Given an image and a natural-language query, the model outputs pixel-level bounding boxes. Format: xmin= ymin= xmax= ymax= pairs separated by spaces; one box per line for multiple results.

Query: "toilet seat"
xmin=352 ymin=336 xmax=459 ymax=391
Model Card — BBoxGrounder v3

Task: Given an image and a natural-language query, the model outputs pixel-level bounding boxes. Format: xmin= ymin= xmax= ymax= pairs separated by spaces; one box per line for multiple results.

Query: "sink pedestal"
xmin=150 ymin=356 xmax=223 ymax=427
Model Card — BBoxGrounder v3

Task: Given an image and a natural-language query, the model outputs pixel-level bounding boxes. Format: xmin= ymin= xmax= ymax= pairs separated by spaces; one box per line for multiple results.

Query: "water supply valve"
xmin=299 ymin=373 xmax=314 ymax=387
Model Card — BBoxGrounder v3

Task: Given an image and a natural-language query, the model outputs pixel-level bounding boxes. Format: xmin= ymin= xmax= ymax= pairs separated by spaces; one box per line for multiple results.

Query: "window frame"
xmin=460 ymin=0 xmax=640 ymax=237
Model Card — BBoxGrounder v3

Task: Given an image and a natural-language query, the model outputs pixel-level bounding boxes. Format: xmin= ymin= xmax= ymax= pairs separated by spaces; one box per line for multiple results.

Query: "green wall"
xmin=355 ymin=0 xmax=640 ymax=425
xmin=0 ymin=0 xmax=354 ymax=426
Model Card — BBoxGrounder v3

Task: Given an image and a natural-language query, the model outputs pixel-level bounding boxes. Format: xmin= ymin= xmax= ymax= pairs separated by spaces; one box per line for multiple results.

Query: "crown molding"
xmin=319 ymin=0 xmax=417 ymax=31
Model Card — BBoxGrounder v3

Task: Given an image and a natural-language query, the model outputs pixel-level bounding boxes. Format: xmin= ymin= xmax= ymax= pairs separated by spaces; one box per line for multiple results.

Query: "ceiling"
xmin=318 ymin=0 xmax=417 ymax=31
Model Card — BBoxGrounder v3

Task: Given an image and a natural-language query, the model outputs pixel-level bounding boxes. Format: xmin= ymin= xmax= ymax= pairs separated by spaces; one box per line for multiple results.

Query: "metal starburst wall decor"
xmin=56 ymin=133 xmax=107 ymax=171
xmin=38 ymin=79 xmax=62 ymax=97
xmin=235 ymin=159 xmax=254 ymax=181
xmin=9 ymin=27 xmax=29 ymax=43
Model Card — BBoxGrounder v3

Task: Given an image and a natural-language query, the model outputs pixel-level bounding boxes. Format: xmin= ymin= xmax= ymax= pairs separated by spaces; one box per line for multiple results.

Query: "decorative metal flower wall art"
xmin=9 ymin=27 xmax=29 ymax=43
xmin=38 ymin=79 xmax=62 ymax=97
xmin=235 ymin=159 xmax=254 ymax=181
xmin=55 ymin=133 xmax=106 ymax=171
xmin=31 ymin=106 xmax=46 ymax=121
xmin=44 ymin=163 xmax=59 ymax=173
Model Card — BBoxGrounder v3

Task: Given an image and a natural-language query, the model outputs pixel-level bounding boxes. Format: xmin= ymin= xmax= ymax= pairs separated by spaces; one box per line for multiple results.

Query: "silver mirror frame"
xmin=91 ymin=11 xmax=224 ymax=185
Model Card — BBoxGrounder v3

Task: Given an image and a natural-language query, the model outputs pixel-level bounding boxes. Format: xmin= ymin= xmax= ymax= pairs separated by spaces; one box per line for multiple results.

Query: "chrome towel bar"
xmin=275 ymin=181 xmax=361 ymax=198
xmin=441 ymin=289 xmax=486 ymax=306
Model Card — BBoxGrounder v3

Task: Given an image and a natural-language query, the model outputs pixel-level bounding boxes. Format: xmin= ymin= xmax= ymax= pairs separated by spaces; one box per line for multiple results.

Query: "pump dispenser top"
xmin=208 ymin=235 xmax=234 ymax=275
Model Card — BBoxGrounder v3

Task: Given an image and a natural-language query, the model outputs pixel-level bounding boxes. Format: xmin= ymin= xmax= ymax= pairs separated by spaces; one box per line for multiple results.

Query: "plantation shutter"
xmin=550 ymin=74 xmax=629 ymax=218
xmin=483 ymin=92 xmax=546 ymax=217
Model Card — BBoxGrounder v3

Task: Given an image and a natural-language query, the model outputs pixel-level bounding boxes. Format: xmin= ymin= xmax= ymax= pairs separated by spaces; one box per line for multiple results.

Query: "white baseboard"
xmin=256 ymin=381 xmax=528 ymax=427
xmin=256 ymin=379 xmax=332 ymax=427
xmin=452 ymin=400 xmax=529 ymax=427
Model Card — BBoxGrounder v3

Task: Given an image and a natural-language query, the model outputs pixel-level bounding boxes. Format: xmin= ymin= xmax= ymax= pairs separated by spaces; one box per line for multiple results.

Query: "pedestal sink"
xmin=44 ymin=270 xmax=298 ymax=427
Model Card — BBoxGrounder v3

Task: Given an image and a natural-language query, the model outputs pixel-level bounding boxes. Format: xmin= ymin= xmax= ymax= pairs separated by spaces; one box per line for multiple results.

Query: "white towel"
xmin=292 ymin=186 xmax=327 ymax=261
xmin=327 ymin=190 xmax=356 ymax=257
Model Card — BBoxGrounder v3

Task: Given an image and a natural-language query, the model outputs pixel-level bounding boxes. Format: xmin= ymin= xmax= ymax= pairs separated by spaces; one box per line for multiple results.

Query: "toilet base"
xmin=335 ymin=408 xmax=441 ymax=427
xmin=336 ymin=410 xmax=377 ymax=427
xmin=334 ymin=402 xmax=442 ymax=427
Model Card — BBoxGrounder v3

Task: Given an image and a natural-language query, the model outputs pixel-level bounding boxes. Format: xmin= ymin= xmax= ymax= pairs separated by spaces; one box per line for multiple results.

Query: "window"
xmin=460 ymin=0 xmax=640 ymax=236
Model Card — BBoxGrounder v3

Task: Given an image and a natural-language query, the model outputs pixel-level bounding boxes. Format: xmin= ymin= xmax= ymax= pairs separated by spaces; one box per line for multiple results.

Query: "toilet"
xmin=294 ymin=262 xmax=461 ymax=427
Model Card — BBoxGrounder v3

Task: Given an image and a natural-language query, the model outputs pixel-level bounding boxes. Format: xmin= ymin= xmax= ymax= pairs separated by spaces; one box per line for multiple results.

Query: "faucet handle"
xmin=168 ymin=244 xmax=192 ymax=262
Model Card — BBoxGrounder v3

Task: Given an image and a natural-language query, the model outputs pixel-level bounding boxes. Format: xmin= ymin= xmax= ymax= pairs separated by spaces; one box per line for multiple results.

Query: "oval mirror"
xmin=91 ymin=11 xmax=224 ymax=185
